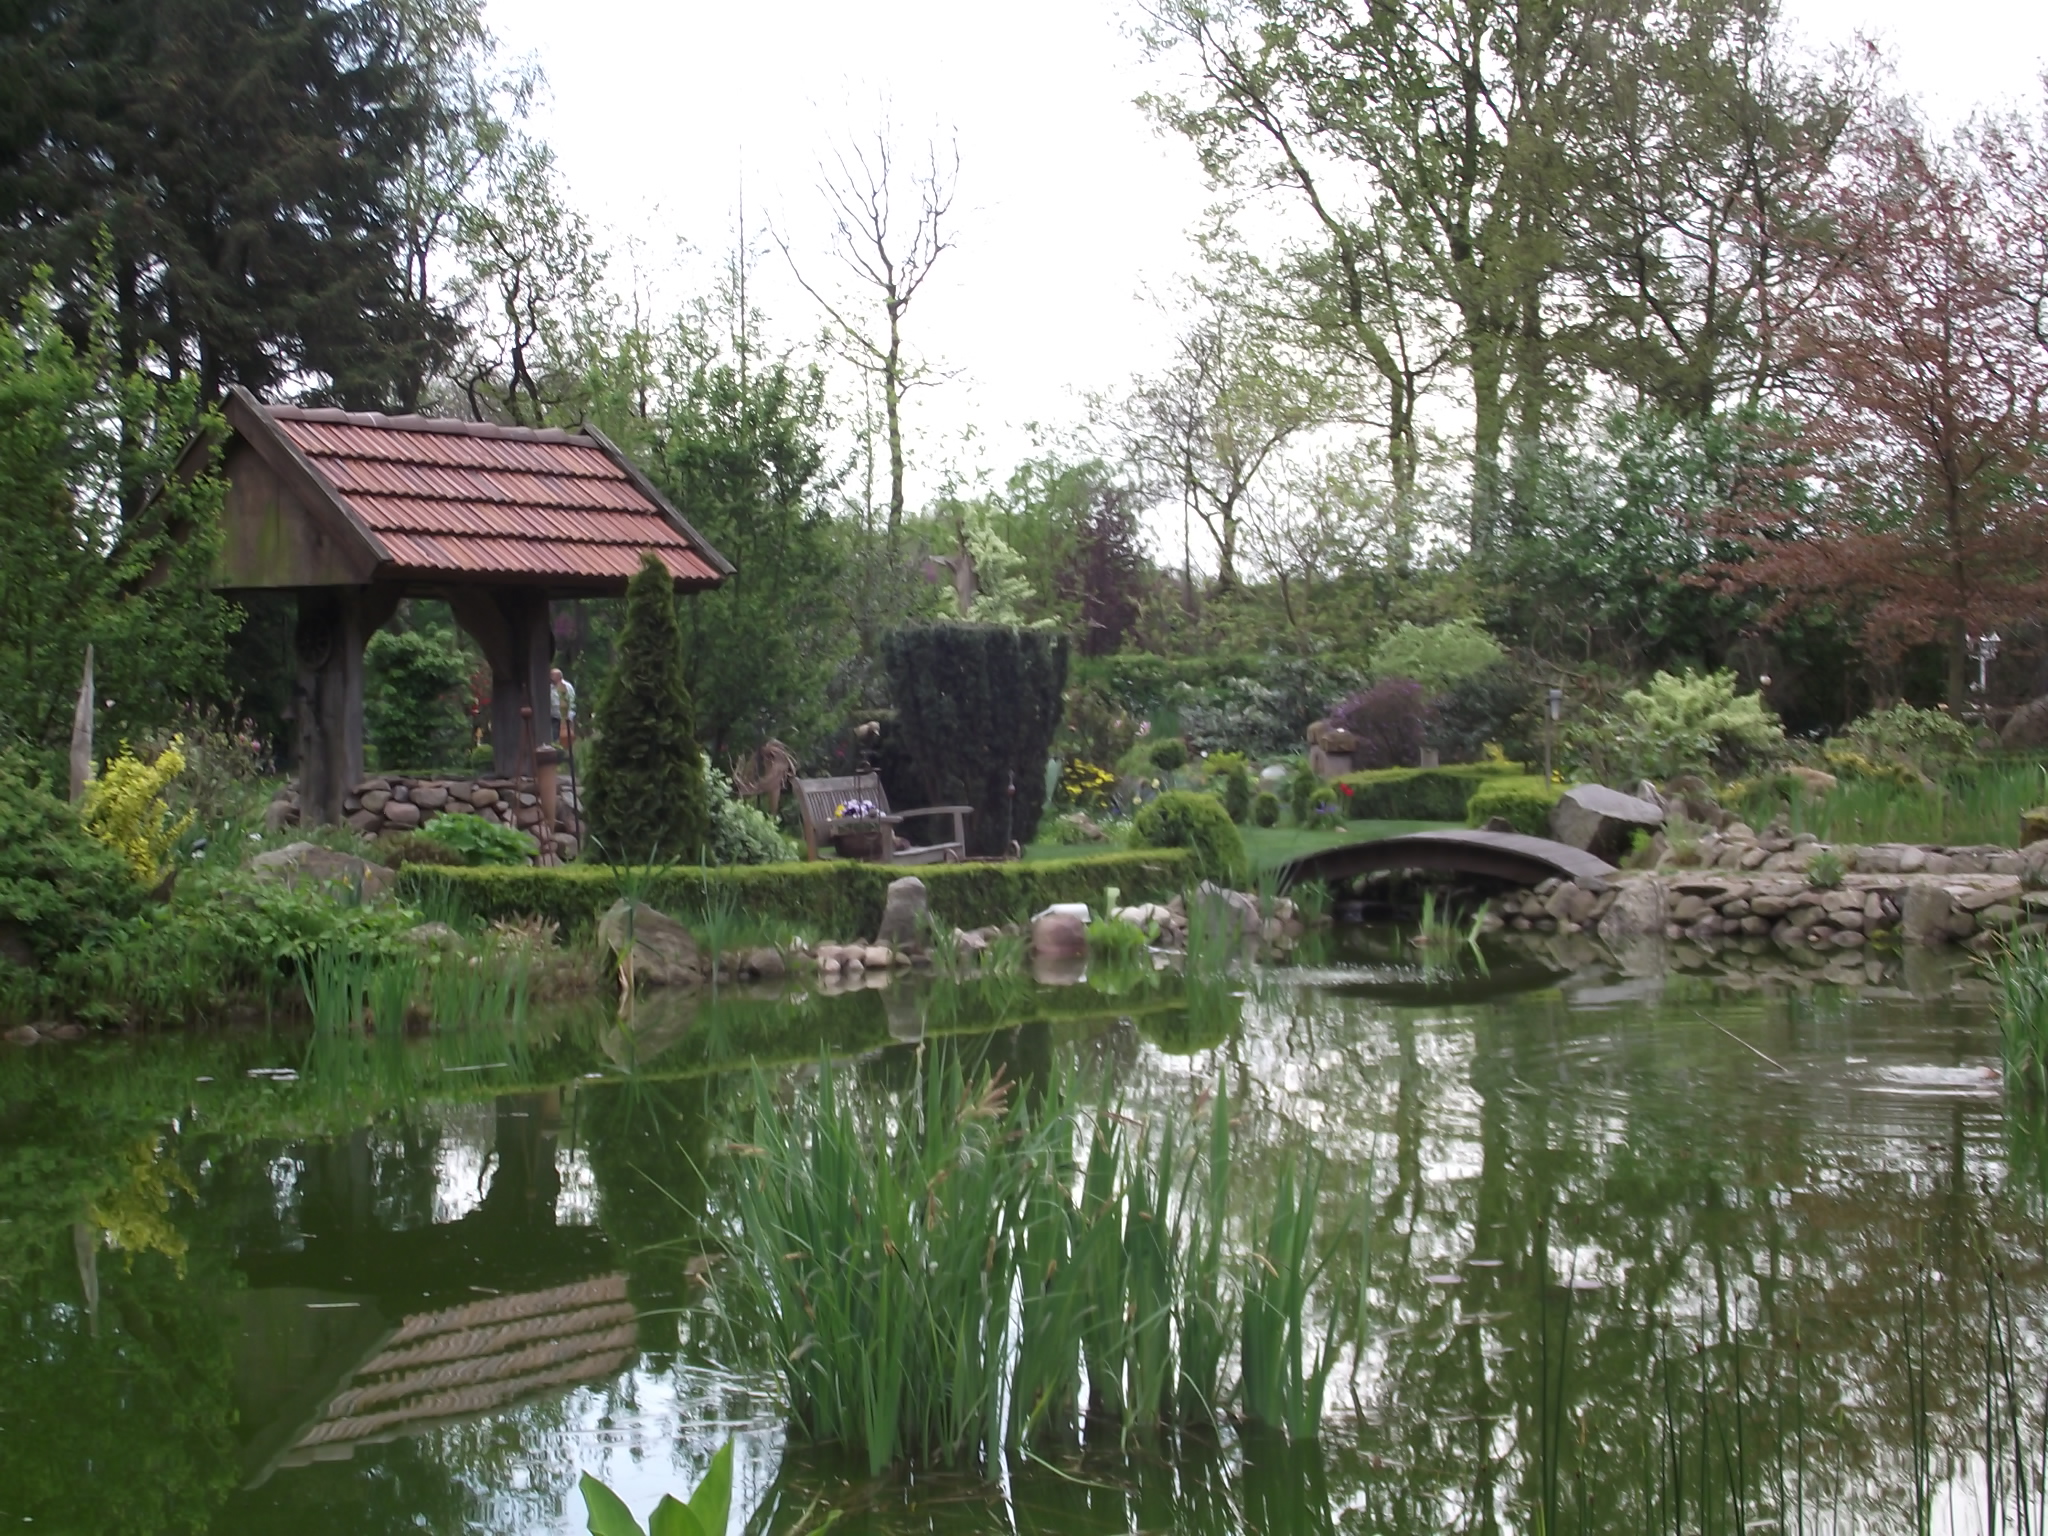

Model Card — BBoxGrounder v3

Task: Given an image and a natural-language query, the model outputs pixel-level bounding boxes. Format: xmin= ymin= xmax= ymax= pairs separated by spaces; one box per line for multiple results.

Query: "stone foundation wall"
xmin=266 ymin=774 xmax=585 ymax=862
xmin=1489 ymin=836 xmax=2048 ymax=952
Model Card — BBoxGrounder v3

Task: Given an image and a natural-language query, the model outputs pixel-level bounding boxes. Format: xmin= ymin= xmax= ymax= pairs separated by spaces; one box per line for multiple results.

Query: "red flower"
xmin=1339 ymin=783 xmax=1354 ymax=796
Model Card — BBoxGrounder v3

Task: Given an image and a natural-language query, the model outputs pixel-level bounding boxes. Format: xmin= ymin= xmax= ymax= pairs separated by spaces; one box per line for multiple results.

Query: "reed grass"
xmin=1734 ymin=759 xmax=2048 ymax=848
xmin=1993 ymin=930 xmax=2048 ymax=1095
xmin=716 ymin=1056 xmax=1362 ymax=1474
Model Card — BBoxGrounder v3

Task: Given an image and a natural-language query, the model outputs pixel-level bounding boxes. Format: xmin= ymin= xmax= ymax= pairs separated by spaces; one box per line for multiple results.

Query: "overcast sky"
xmin=485 ymin=0 xmax=2048 ymax=503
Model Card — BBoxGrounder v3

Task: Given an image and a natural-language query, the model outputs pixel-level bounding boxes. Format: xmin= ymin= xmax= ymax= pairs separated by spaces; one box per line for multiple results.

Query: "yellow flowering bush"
xmin=1058 ymin=757 xmax=1117 ymax=810
xmin=80 ymin=738 xmax=192 ymax=884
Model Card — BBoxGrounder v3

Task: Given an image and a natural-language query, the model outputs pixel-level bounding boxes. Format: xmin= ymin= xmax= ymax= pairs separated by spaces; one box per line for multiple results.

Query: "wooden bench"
xmin=794 ymin=772 xmax=971 ymax=865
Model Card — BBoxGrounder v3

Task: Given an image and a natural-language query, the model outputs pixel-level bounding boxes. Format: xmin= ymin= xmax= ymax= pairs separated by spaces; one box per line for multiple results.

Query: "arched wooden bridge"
xmin=1274 ymin=829 xmax=1616 ymax=891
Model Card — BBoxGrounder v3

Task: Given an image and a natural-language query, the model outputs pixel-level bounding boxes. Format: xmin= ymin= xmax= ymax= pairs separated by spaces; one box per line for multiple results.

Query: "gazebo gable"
xmin=214 ymin=388 xmax=731 ymax=594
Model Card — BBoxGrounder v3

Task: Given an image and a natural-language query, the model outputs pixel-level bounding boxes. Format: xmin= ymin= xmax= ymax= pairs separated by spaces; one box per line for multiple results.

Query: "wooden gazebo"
xmin=205 ymin=389 xmax=731 ymax=824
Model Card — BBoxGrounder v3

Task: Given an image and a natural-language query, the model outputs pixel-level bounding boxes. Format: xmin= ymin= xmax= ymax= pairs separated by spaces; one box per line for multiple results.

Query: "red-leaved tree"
xmin=1716 ymin=109 xmax=2048 ymax=709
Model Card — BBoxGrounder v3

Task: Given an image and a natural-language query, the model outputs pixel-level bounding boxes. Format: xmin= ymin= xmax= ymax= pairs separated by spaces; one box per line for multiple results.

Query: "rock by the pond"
xmin=1596 ymin=876 xmax=1666 ymax=942
xmin=875 ymin=876 xmax=929 ymax=949
xmin=597 ymin=899 xmax=703 ymax=987
xmin=1032 ymin=910 xmax=1088 ymax=960
xmin=745 ymin=946 xmax=788 ymax=980
xmin=2003 ymin=694 xmax=2048 ymax=750
xmin=1901 ymin=884 xmax=1955 ymax=946
xmin=249 ymin=841 xmax=396 ymax=900
xmin=1550 ymin=785 xmax=1666 ymax=863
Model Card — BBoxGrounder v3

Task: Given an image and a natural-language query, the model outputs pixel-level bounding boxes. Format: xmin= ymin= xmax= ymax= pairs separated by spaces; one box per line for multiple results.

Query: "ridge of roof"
xmin=263 ymin=402 xmax=596 ymax=447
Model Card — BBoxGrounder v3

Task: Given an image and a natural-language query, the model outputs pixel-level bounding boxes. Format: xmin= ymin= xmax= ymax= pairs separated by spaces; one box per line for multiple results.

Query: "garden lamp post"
xmin=1968 ymin=631 xmax=2001 ymax=698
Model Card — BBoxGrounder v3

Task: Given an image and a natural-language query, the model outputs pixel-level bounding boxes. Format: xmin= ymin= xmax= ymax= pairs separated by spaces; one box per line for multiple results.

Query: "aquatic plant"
xmin=1992 ymin=931 xmax=2048 ymax=1094
xmin=716 ymin=1057 xmax=1362 ymax=1474
xmin=581 ymin=1440 xmax=732 ymax=1536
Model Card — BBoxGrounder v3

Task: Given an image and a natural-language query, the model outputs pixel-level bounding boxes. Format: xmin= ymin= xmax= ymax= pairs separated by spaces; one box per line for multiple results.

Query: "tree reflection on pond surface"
xmin=0 ymin=933 xmax=2040 ymax=1534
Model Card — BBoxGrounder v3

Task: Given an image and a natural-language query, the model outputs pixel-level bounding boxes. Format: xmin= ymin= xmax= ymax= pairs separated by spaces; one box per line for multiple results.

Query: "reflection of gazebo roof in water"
xmin=266 ymin=1272 xmax=637 ymax=1473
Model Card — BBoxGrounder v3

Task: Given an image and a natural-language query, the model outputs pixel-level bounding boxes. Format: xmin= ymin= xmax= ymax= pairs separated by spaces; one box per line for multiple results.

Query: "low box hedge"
xmin=396 ymin=849 xmax=1196 ymax=938
xmin=1463 ymin=777 xmax=1563 ymax=837
xmin=1333 ymin=762 xmax=1526 ymax=821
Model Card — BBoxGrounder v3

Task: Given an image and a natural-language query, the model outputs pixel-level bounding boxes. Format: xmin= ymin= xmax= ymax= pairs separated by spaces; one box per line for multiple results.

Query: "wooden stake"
xmin=68 ymin=644 xmax=94 ymax=803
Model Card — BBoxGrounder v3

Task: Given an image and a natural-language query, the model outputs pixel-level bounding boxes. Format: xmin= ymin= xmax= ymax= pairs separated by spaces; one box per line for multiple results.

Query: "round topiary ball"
xmin=1130 ymin=789 xmax=1248 ymax=886
xmin=1148 ymin=737 xmax=1190 ymax=774
xmin=1252 ymin=791 xmax=1281 ymax=828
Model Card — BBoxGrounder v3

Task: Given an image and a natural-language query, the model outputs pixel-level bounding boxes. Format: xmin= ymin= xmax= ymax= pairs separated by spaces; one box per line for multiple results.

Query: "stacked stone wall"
xmin=266 ymin=775 xmax=584 ymax=863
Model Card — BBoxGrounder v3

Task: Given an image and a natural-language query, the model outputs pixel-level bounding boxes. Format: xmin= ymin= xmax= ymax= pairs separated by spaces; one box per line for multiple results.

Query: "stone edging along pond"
xmin=1490 ymin=836 xmax=2048 ymax=953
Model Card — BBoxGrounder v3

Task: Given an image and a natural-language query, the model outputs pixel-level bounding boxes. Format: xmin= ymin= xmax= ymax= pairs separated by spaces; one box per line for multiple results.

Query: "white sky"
xmin=485 ymin=0 xmax=2048 ymax=507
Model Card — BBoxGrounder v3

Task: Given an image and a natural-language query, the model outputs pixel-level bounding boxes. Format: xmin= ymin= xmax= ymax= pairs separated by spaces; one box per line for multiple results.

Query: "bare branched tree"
xmin=778 ymin=126 xmax=957 ymax=542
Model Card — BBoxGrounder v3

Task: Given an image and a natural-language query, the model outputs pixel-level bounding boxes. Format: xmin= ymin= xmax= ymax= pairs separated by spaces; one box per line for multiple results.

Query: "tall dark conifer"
xmin=584 ymin=554 xmax=709 ymax=863
xmin=0 ymin=0 xmax=445 ymax=405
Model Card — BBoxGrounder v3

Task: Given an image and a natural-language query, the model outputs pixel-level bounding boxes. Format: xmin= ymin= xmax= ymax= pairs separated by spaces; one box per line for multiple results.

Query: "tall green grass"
xmin=716 ymin=1055 xmax=1364 ymax=1474
xmin=1733 ymin=759 xmax=2048 ymax=847
xmin=1992 ymin=931 xmax=2048 ymax=1094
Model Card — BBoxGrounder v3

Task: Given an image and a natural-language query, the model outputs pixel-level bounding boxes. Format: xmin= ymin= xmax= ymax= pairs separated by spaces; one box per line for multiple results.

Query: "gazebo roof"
xmin=213 ymin=388 xmax=732 ymax=593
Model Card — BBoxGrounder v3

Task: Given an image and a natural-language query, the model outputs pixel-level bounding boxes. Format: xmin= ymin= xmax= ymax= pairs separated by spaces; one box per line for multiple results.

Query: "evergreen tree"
xmin=0 ymin=0 xmax=446 ymax=405
xmin=583 ymin=554 xmax=709 ymax=863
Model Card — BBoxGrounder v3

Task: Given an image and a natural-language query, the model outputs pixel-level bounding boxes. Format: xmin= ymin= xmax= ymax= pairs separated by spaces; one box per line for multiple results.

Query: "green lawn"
xmin=1025 ymin=819 xmax=1456 ymax=871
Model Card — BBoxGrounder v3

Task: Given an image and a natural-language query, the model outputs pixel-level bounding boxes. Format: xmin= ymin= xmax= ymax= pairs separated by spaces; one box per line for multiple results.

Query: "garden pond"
xmin=1 ymin=926 xmax=2042 ymax=1535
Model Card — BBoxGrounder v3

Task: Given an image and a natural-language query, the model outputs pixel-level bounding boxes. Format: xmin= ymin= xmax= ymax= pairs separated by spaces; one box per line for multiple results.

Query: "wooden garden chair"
xmin=794 ymin=771 xmax=971 ymax=865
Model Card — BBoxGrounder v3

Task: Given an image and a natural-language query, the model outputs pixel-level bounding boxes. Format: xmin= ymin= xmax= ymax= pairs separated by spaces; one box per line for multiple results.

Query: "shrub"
xmin=79 ymin=740 xmax=192 ymax=884
xmin=416 ymin=811 xmax=539 ymax=866
xmin=1464 ymin=778 xmax=1563 ymax=837
xmin=1287 ymin=760 xmax=1320 ymax=825
xmin=0 ymin=754 xmax=144 ymax=968
xmin=883 ymin=622 xmax=1069 ymax=858
xmin=1430 ymin=663 xmax=1535 ymax=764
xmin=585 ymin=553 xmax=711 ymax=862
xmin=1820 ymin=745 xmax=1923 ymax=789
xmin=707 ymin=767 xmax=801 ymax=866
xmin=1129 ymin=791 xmax=1246 ymax=886
xmin=364 ymin=627 xmax=471 ymax=770
xmin=1837 ymin=703 xmax=1977 ymax=778
xmin=1334 ymin=764 xmax=1523 ymax=821
xmin=1568 ymin=669 xmax=1783 ymax=782
xmin=1329 ymin=679 xmax=1430 ymax=770
xmin=1220 ymin=760 xmax=1254 ymax=824
xmin=1252 ymin=791 xmax=1281 ymax=828
xmin=1367 ymin=620 xmax=1503 ymax=692
xmin=1147 ymin=737 xmax=1189 ymax=774
xmin=1175 ymin=657 xmax=1366 ymax=757
xmin=1057 ymin=684 xmax=1137 ymax=767
xmin=1807 ymin=849 xmax=1845 ymax=888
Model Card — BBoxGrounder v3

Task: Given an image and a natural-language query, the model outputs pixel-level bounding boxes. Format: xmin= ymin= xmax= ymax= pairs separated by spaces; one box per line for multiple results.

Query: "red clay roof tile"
xmin=263 ymin=405 xmax=724 ymax=589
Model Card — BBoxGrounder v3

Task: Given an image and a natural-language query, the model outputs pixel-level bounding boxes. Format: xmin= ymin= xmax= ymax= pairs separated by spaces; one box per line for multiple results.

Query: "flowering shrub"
xmin=1058 ymin=758 xmax=1118 ymax=810
xmin=81 ymin=739 xmax=192 ymax=884
xmin=1330 ymin=679 xmax=1431 ymax=769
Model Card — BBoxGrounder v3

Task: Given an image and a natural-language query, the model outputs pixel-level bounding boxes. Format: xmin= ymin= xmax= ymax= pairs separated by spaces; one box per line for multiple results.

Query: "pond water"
xmin=2 ymin=929 xmax=2043 ymax=1535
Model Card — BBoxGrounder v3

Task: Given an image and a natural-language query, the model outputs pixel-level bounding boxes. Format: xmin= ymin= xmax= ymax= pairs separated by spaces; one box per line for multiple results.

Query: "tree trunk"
xmin=885 ymin=303 xmax=906 ymax=543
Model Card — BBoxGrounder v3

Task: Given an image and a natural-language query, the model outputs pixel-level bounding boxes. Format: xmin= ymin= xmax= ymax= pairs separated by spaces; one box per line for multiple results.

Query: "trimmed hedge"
xmin=1464 ymin=778 xmax=1563 ymax=837
xmin=1333 ymin=762 xmax=1526 ymax=821
xmin=395 ymin=850 xmax=1195 ymax=938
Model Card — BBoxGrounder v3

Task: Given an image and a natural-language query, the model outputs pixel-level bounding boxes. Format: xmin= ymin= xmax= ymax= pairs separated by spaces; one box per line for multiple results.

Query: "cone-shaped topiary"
xmin=584 ymin=553 xmax=710 ymax=862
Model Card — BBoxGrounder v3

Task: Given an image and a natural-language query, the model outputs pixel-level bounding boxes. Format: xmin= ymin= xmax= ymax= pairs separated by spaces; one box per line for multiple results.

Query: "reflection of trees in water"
xmin=1092 ymin=985 xmax=2046 ymax=1533
xmin=0 ymin=1240 xmax=239 ymax=1533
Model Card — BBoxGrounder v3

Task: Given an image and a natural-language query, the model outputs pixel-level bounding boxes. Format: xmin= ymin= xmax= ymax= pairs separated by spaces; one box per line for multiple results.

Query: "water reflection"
xmin=0 ymin=944 xmax=2040 ymax=1534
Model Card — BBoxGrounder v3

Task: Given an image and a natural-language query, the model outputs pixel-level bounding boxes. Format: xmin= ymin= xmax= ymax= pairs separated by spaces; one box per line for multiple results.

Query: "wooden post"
xmin=68 ymin=645 xmax=94 ymax=803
